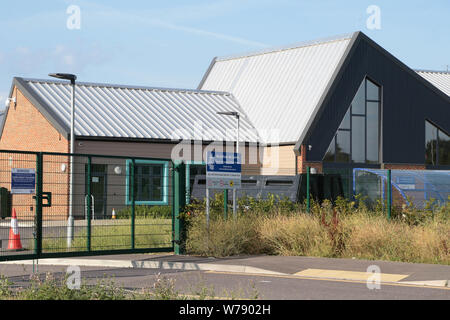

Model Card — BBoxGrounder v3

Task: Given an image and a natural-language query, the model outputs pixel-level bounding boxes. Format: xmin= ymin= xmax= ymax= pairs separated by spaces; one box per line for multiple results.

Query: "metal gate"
xmin=0 ymin=150 xmax=184 ymax=262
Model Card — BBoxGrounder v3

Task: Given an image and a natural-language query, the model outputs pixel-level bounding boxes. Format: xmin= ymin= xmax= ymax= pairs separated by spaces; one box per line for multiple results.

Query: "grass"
xmin=185 ymin=201 xmax=450 ymax=265
xmin=42 ymin=218 xmax=172 ymax=252
xmin=0 ymin=272 xmax=259 ymax=300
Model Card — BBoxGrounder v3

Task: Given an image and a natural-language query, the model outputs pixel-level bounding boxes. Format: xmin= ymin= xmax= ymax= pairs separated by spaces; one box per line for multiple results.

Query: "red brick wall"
xmin=0 ymin=87 xmax=69 ymax=153
xmin=296 ymin=145 xmax=323 ymax=174
xmin=382 ymin=164 xmax=426 ymax=170
xmin=0 ymin=86 xmax=70 ymax=220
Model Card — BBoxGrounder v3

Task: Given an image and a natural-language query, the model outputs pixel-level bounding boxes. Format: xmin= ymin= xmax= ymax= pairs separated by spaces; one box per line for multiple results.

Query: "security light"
xmin=49 ymin=73 xmax=77 ymax=84
xmin=217 ymin=111 xmax=239 ymax=117
xmin=4 ymin=97 xmax=16 ymax=107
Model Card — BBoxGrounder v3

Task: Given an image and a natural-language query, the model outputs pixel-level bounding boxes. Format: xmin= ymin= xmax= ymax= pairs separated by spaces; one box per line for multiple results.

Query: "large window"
xmin=425 ymin=121 xmax=450 ymax=166
xmin=324 ymin=77 xmax=381 ymax=164
xmin=126 ymin=160 xmax=169 ymax=205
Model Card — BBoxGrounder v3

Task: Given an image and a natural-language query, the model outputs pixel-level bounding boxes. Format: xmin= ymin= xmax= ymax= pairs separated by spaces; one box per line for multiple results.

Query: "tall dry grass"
xmin=339 ymin=213 xmax=449 ymax=264
xmin=185 ymin=211 xmax=450 ymax=265
xmin=186 ymin=214 xmax=262 ymax=257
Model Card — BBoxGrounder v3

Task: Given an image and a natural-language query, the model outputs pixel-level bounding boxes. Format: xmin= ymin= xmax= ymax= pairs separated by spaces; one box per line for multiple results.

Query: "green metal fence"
xmin=0 ymin=150 xmax=184 ymax=262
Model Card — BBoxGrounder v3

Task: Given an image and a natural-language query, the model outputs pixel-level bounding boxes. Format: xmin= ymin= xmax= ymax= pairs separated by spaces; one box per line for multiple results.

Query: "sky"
xmin=0 ymin=0 xmax=449 ymax=108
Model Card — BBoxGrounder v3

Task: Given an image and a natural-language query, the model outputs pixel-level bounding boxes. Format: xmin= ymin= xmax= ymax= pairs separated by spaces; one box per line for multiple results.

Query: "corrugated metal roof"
xmin=18 ymin=78 xmax=259 ymax=142
xmin=199 ymin=33 xmax=355 ymax=144
xmin=416 ymin=70 xmax=450 ymax=96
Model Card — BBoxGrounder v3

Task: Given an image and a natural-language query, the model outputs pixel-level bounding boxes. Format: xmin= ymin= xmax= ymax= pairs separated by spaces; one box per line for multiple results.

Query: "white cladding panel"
xmin=24 ymin=79 xmax=259 ymax=142
xmin=201 ymin=35 xmax=353 ymax=143
xmin=417 ymin=71 xmax=450 ymax=96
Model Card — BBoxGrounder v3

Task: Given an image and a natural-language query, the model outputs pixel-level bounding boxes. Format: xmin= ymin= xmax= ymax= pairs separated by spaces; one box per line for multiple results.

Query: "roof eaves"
xmin=77 ymin=135 xmax=262 ymax=145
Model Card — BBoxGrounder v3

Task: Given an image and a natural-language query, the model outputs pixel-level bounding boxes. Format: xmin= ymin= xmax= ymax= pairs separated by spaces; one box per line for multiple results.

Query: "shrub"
xmin=0 ymin=272 xmax=260 ymax=300
xmin=258 ymin=214 xmax=332 ymax=256
xmin=186 ymin=212 xmax=262 ymax=257
xmin=15 ymin=273 xmax=126 ymax=300
xmin=184 ymin=196 xmax=449 ymax=264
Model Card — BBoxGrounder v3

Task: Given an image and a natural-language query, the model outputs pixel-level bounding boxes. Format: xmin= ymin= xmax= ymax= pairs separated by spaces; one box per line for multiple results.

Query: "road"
xmin=0 ymin=256 xmax=448 ymax=300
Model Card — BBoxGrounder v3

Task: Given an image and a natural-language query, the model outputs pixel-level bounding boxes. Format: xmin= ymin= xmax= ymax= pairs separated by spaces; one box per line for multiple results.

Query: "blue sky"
xmin=0 ymin=0 xmax=449 ymax=107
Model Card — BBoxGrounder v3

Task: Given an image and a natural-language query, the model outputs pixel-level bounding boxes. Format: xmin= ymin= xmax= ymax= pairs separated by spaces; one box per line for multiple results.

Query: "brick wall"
xmin=296 ymin=145 xmax=323 ymax=174
xmin=382 ymin=163 xmax=426 ymax=170
xmin=0 ymin=86 xmax=70 ymax=220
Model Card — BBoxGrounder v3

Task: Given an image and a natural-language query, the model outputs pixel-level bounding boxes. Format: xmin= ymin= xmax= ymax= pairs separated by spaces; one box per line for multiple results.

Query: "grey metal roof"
xmin=416 ymin=70 xmax=450 ymax=96
xmin=10 ymin=77 xmax=259 ymax=143
xmin=199 ymin=33 xmax=356 ymax=144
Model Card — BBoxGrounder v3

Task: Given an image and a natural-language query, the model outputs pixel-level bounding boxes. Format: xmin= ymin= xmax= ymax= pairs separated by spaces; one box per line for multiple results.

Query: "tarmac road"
xmin=0 ymin=254 xmax=449 ymax=300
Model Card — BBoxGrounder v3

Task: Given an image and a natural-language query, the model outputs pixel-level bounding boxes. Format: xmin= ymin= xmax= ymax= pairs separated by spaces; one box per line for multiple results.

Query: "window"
xmin=126 ymin=160 xmax=169 ymax=205
xmin=324 ymin=77 xmax=381 ymax=164
xmin=425 ymin=120 xmax=450 ymax=166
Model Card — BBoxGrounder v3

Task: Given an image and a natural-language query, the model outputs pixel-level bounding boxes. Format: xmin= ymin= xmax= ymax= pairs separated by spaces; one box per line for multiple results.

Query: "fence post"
xmin=173 ymin=161 xmax=186 ymax=255
xmin=131 ymin=159 xmax=135 ymax=250
xmin=185 ymin=163 xmax=190 ymax=205
xmin=306 ymin=166 xmax=311 ymax=213
xmin=223 ymin=189 xmax=228 ymax=219
xmin=387 ymin=169 xmax=392 ymax=220
xmin=86 ymin=156 xmax=92 ymax=251
xmin=35 ymin=152 xmax=43 ymax=258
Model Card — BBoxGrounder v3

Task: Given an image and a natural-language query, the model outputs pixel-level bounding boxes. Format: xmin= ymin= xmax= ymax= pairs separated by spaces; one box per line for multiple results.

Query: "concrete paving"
xmin=1 ymin=254 xmax=449 ymax=288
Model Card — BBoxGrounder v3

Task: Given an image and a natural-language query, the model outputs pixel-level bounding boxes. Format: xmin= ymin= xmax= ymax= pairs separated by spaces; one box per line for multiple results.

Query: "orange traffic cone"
xmin=8 ymin=209 xmax=23 ymax=250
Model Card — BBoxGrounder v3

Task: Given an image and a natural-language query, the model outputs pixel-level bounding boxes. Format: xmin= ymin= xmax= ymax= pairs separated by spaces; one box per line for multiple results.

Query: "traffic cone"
xmin=112 ymin=208 xmax=116 ymax=219
xmin=8 ymin=209 xmax=23 ymax=250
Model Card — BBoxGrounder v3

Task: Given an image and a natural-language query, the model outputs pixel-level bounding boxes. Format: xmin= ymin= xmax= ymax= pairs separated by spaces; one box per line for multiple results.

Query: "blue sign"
xmin=206 ymin=152 xmax=242 ymax=189
xmin=207 ymin=152 xmax=241 ymax=173
xmin=11 ymin=168 xmax=36 ymax=194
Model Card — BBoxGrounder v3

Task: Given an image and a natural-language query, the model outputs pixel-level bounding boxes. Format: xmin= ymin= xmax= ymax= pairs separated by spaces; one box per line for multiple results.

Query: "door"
xmin=87 ymin=164 xmax=107 ymax=219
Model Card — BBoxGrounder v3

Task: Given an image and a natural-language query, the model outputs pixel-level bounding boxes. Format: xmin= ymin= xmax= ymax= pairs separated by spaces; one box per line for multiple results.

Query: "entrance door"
xmin=86 ymin=164 xmax=107 ymax=219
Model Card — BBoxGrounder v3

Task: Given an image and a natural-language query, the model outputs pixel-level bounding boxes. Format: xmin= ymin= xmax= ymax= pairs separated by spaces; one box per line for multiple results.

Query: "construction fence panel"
xmin=0 ymin=151 xmax=176 ymax=262
xmin=0 ymin=151 xmax=38 ymax=260
xmin=354 ymin=168 xmax=450 ymax=211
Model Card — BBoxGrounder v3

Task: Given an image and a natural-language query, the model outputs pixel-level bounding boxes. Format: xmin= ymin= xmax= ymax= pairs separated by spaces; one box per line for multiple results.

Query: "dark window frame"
xmin=125 ymin=159 xmax=169 ymax=206
xmin=425 ymin=119 xmax=450 ymax=166
xmin=324 ymin=77 xmax=381 ymax=164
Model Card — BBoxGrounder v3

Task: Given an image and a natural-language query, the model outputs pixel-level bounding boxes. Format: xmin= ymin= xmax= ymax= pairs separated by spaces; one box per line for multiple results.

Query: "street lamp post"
xmin=49 ymin=73 xmax=77 ymax=248
xmin=217 ymin=111 xmax=240 ymax=218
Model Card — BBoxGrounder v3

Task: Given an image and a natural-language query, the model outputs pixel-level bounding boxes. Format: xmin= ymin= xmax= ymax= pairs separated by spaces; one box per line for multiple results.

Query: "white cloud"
xmin=15 ymin=47 xmax=31 ymax=55
xmin=62 ymin=55 xmax=75 ymax=66
xmin=149 ymin=19 xmax=267 ymax=48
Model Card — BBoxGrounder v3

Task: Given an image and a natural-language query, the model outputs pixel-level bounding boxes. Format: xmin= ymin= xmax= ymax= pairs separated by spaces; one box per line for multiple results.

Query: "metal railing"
xmin=0 ymin=150 xmax=185 ymax=261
